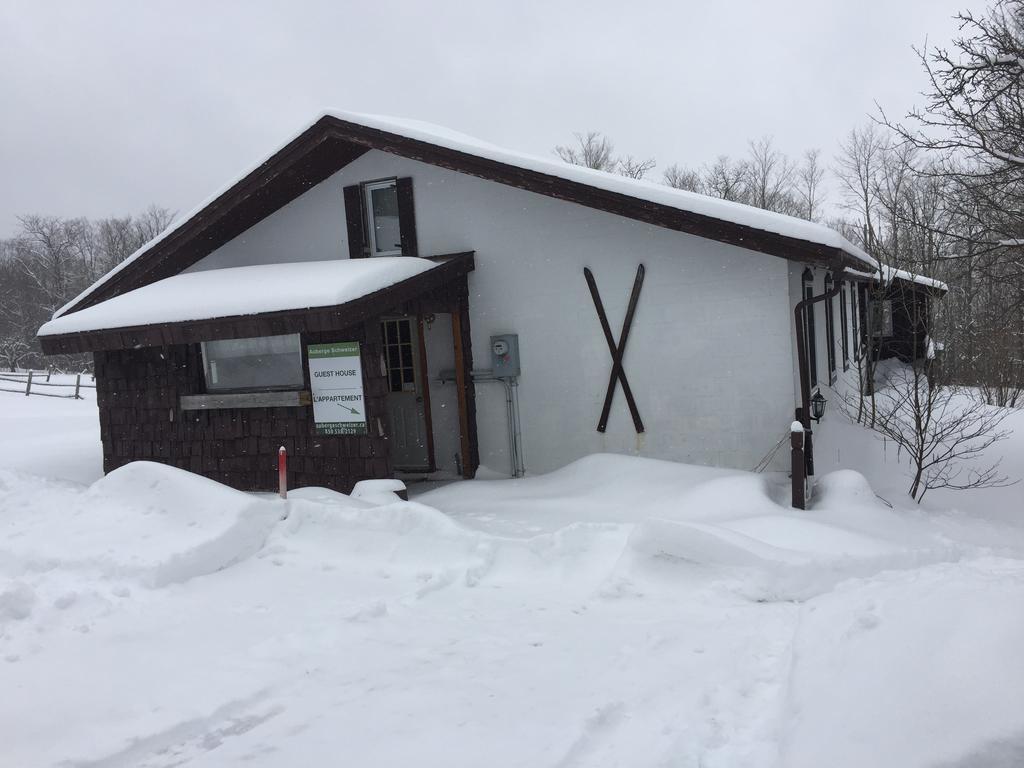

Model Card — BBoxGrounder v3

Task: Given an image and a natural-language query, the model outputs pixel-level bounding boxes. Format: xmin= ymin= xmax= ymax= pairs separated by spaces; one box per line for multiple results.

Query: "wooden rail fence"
xmin=0 ymin=370 xmax=96 ymax=399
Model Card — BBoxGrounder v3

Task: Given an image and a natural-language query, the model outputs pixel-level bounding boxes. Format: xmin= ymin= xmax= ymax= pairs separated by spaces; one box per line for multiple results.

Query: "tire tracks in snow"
xmin=60 ymin=688 xmax=284 ymax=768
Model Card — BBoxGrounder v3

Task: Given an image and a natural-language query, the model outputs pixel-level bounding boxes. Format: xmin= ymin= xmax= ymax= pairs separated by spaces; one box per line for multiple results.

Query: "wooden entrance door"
xmin=381 ymin=317 xmax=431 ymax=471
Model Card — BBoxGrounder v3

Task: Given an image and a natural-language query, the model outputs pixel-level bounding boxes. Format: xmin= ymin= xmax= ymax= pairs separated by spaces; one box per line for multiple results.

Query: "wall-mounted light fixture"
xmin=811 ymin=391 xmax=827 ymax=423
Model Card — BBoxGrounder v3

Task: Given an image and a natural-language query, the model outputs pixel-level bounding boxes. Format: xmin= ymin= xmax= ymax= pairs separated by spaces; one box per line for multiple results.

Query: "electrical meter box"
xmin=490 ymin=334 xmax=520 ymax=378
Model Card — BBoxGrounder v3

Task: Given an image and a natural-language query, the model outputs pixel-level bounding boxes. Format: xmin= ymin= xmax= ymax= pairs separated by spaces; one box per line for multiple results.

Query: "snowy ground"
xmin=0 ymin=372 xmax=100 ymax=484
xmin=1 ymin=382 xmax=1023 ymax=767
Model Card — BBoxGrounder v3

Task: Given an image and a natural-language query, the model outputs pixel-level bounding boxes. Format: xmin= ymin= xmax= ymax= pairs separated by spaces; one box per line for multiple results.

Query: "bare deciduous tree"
xmin=0 ymin=337 xmax=30 ymax=372
xmin=0 ymin=207 xmax=174 ymax=370
xmin=664 ymin=139 xmax=819 ymax=217
xmin=555 ymin=131 xmax=656 ymax=179
xmin=744 ymin=136 xmax=798 ymax=215
xmin=703 ymin=155 xmax=749 ymax=202
xmin=835 ymin=124 xmax=888 ymax=252
xmin=796 ymin=149 xmax=826 ymax=221
xmin=15 ymin=215 xmax=83 ymax=318
xmin=617 ymin=155 xmax=656 ymax=180
xmin=662 ymin=164 xmax=705 ymax=193
xmin=882 ymin=0 xmax=1024 ymax=244
xmin=876 ymin=0 xmax=1024 ymax=406
xmin=555 ymin=131 xmax=617 ymax=172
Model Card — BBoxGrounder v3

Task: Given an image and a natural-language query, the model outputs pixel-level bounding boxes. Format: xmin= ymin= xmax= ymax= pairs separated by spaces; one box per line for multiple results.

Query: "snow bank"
xmin=0 ymin=462 xmax=281 ymax=587
xmin=1 ymin=427 xmax=1021 ymax=766
xmin=422 ymin=458 xmax=986 ymax=599
xmin=282 ymin=496 xmax=466 ymax=539
xmin=351 ymin=477 xmax=408 ymax=505
xmin=417 ymin=453 xmax=748 ymax=536
xmin=812 ymin=468 xmax=880 ymax=506
xmin=782 ymin=558 xmax=1024 ymax=768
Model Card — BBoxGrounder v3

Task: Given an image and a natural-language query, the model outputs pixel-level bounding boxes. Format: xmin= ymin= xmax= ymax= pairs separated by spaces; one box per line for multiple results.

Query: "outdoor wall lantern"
xmin=810 ymin=391 xmax=827 ymax=423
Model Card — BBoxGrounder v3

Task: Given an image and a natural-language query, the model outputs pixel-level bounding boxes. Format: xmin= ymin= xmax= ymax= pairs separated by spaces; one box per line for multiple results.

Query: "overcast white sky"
xmin=0 ymin=0 xmax=969 ymax=236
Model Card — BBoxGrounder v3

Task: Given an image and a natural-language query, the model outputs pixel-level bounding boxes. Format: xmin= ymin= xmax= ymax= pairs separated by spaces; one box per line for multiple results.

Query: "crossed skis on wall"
xmin=583 ymin=264 xmax=645 ymax=434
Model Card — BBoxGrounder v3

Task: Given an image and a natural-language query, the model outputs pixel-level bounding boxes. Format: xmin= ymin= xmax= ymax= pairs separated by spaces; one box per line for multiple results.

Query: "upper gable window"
xmin=344 ymin=177 xmax=417 ymax=259
xmin=364 ymin=179 xmax=402 ymax=256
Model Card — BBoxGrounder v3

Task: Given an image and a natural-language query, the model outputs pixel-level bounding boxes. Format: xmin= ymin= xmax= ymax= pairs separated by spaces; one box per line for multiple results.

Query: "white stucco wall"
xmin=192 ymin=151 xmax=799 ymax=475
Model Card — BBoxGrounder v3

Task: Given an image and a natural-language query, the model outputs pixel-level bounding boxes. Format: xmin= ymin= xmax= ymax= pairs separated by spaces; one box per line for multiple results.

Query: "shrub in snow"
xmin=840 ymin=361 xmax=1014 ymax=502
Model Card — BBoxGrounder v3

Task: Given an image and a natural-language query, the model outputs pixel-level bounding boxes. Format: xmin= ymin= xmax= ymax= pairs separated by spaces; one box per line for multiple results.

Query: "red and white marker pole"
xmin=278 ymin=445 xmax=288 ymax=500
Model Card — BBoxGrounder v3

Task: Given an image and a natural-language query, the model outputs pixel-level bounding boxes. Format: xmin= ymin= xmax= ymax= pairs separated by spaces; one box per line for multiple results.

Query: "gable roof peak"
xmin=57 ymin=110 xmax=889 ymax=318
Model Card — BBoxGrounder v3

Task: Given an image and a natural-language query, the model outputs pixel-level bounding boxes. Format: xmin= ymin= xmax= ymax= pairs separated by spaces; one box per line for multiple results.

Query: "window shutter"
xmin=396 ymin=177 xmax=419 ymax=257
xmin=343 ymin=184 xmax=367 ymax=259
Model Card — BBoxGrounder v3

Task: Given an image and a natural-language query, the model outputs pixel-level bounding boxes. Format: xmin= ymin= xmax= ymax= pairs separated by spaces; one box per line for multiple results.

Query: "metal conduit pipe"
xmin=439 ymin=368 xmax=525 ymax=478
xmin=509 ymin=377 xmax=524 ymax=476
xmin=470 ymin=370 xmax=525 ymax=478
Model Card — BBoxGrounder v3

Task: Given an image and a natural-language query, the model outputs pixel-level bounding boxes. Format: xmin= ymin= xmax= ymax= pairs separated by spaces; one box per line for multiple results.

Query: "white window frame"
xmin=363 ymin=179 xmax=402 ymax=257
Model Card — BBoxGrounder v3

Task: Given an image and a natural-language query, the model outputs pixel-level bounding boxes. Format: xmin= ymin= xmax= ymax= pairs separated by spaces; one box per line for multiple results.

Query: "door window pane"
xmin=381 ymin=319 xmax=417 ymax=393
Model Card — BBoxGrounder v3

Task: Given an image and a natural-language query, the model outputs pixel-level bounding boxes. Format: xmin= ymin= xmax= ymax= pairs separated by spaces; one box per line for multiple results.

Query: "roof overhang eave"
xmin=39 ymin=252 xmax=475 ymax=355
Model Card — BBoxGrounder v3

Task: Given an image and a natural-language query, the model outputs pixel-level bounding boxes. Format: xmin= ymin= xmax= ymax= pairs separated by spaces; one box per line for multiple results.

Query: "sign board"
xmin=308 ymin=342 xmax=367 ymax=435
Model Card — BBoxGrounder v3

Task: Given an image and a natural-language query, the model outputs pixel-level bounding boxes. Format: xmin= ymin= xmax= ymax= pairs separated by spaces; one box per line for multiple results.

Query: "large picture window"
xmin=201 ymin=333 xmax=304 ymax=392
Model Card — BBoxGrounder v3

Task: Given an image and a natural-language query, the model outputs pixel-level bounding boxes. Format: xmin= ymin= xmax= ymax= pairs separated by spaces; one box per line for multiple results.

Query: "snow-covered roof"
xmin=40 ymin=257 xmax=438 ymax=337
xmin=51 ymin=108 xmax=946 ymax=319
xmin=55 ymin=110 xmax=903 ymax=320
xmin=882 ymin=264 xmax=948 ymax=293
xmin=324 ymin=111 xmax=879 ymax=263
xmin=848 ymin=264 xmax=949 ymax=293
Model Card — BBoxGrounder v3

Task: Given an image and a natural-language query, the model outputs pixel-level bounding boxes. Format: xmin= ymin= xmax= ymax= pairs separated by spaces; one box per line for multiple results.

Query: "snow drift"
xmin=1 ymin=451 xmax=1022 ymax=767
xmin=0 ymin=461 xmax=281 ymax=588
